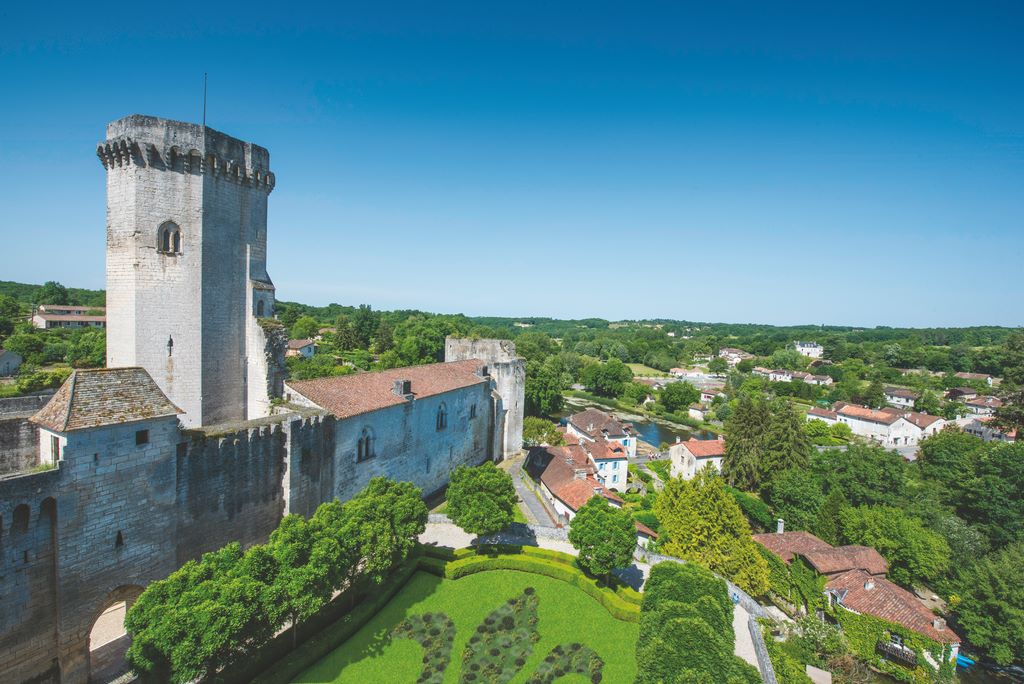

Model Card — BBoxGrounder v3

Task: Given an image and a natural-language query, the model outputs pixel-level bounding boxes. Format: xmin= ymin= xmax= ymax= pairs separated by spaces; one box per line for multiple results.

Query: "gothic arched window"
xmin=158 ymin=221 xmax=182 ymax=255
xmin=436 ymin=403 xmax=448 ymax=431
xmin=357 ymin=427 xmax=375 ymax=462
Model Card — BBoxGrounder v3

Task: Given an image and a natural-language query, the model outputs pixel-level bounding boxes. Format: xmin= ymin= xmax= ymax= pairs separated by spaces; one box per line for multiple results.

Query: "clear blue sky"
xmin=1 ymin=2 xmax=1022 ymax=327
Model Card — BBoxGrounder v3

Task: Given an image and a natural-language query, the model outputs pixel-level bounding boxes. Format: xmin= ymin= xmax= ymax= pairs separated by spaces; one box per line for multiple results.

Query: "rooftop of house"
xmin=946 ymin=387 xmax=977 ymax=396
xmin=826 ymin=570 xmax=960 ymax=644
xmin=677 ymin=437 xmax=725 ymax=458
xmin=527 ymin=445 xmax=624 ymax=512
xmin=37 ymin=304 xmax=106 ymax=313
xmin=955 ymin=372 xmax=992 ymax=381
xmin=807 ymin=407 xmax=838 ymax=420
xmin=835 ymin=403 xmax=903 ymax=426
xmin=581 ymin=437 xmax=627 ymax=461
xmin=879 ymin=407 xmax=944 ymax=430
xmin=752 ymin=531 xmax=834 ymax=563
xmin=32 ymin=367 xmax=182 ymax=432
xmin=634 ymin=520 xmax=659 ymax=539
xmin=287 ymin=338 xmax=315 ymax=350
xmin=884 ymin=387 xmax=919 ymax=399
xmin=567 ymin=407 xmax=632 ymax=440
xmin=33 ymin=313 xmax=107 ymax=322
xmin=286 ymin=359 xmax=487 ymax=419
xmin=966 ymin=396 xmax=1002 ymax=408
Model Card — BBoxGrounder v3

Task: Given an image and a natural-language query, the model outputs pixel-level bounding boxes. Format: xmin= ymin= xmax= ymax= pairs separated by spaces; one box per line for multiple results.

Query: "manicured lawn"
xmin=293 ymin=570 xmax=639 ymax=683
xmin=626 ymin=363 xmax=668 ymax=377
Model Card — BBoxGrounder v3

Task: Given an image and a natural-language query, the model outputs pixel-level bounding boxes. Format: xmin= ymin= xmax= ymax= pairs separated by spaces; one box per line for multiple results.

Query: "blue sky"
xmin=1 ymin=2 xmax=1022 ymax=327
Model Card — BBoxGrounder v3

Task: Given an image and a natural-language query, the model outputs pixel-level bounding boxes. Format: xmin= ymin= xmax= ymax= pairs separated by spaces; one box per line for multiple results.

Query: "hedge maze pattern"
xmin=391 ymin=612 xmax=456 ymax=684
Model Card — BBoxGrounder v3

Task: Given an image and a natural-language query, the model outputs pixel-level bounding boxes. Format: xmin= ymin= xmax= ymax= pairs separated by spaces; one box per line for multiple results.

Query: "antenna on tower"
xmin=202 ymin=72 xmax=208 ymax=127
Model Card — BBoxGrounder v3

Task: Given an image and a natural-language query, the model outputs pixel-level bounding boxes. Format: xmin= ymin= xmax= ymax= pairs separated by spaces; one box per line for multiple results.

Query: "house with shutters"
xmin=565 ymin=407 xmax=638 ymax=459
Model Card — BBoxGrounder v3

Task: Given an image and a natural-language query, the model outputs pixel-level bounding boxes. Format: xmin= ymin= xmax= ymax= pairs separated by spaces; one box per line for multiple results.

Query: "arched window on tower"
xmin=357 ymin=427 xmax=375 ymax=462
xmin=158 ymin=221 xmax=182 ymax=255
xmin=436 ymin=403 xmax=448 ymax=431
xmin=256 ymin=300 xmax=265 ymax=317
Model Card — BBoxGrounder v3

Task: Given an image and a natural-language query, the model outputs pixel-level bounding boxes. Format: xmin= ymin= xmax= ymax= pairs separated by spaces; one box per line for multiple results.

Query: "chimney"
xmin=675 ymin=436 xmax=681 ymax=444
xmin=776 ymin=518 xmax=785 ymax=534
xmin=475 ymin=364 xmax=490 ymax=378
xmin=933 ymin=617 xmax=946 ymax=631
xmin=864 ymin=579 xmax=875 ymax=590
xmin=392 ymin=379 xmax=412 ymax=398
xmin=574 ymin=469 xmax=587 ymax=480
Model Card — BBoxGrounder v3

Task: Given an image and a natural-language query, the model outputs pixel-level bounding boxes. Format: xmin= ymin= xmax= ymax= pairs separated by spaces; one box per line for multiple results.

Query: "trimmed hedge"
xmin=421 ymin=553 xmax=641 ymax=622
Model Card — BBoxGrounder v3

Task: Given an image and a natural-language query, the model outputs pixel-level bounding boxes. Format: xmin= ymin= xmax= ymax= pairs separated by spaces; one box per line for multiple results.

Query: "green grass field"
xmin=626 ymin=363 xmax=668 ymax=377
xmin=294 ymin=570 xmax=639 ymax=683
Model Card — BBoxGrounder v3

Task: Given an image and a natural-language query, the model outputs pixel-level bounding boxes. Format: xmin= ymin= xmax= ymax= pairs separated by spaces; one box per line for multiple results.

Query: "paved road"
xmin=501 ymin=453 xmax=559 ymax=525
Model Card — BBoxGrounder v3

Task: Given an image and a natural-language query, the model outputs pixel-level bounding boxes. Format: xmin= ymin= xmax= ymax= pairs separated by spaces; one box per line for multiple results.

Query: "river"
xmin=557 ymin=397 xmax=717 ymax=449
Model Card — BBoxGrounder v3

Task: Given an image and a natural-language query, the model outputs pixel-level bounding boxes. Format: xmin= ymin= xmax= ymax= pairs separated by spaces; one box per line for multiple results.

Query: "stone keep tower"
xmin=98 ymin=115 xmax=284 ymax=427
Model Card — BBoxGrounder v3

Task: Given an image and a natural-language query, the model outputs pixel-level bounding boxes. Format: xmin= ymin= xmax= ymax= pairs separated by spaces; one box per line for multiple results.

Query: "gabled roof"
xmin=966 ymin=396 xmax=1002 ymax=408
xmin=287 ymin=338 xmax=315 ymax=350
xmin=826 ymin=570 xmax=959 ymax=644
xmin=836 ymin=404 xmax=903 ymax=426
xmin=879 ymin=409 xmax=943 ymax=430
xmin=287 ymin=360 xmax=486 ymax=419
xmin=678 ymin=438 xmax=725 ymax=458
xmin=582 ymin=438 xmax=627 ymax=461
xmin=807 ymin=407 xmax=838 ymax=420
xmin=528 ymin=445 xmax=623 ymax=512
xmin=955 ymin=372 xmax=992 ymax=381
xmin=567 ymin=408 xmax=631 ymax=439
xmin=803 ymin=545 xmax=888 ymax=576
xmin=753 ymin=531 xmax=833 ymax=563
xmin=31 ymin=368 xmax=182 ymax=432
xmin=884 ymin=387 xmax=919 ymax=399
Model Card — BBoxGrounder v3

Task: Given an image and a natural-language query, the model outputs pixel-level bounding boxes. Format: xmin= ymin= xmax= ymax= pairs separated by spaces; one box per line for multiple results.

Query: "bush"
xmin=725 ymin=486 xmax=774 ymax=530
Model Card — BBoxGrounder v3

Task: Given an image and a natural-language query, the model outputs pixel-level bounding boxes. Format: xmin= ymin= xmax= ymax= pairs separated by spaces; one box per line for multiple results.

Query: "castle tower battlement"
xmin=99 ymin=115 xmax=283 ymax=427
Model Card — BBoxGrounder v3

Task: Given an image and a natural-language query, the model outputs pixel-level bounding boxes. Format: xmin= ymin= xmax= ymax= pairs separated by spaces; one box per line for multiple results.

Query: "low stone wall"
xmin=0 ymin=393 xmax=54 ymax=416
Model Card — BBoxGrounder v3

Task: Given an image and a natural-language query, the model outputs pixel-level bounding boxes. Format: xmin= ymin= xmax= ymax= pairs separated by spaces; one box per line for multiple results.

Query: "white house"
xmin=807 ymin=374 xmax=833 ymax=386
xmin=963 ymin=417 xmax=1016 ymax=442
xmin=0 ymin=349 xmax=22 ymax=377
xmin=669 ymin=437 xmax=725 ymax=480
xmin=806 ymin=406 xmax=839 ymax=424
xmin=884 ymin=387 xmax=919 ymax=409
xmin=700 ymin=389 xmax=725 ymax=403
xmin=688 ymin=404 xmax=712 ymax=422
xmin=794 ymin=341 xmax=824 ymax=359
xmin=769 ymin=369 xmax=794 ymax=382
xmin=954 ymin=372 xmax=994 ymax=387
xmin=718 ymin=348 xmax=754 ymax=366
xmin=286 ymin=338 xmax=316 ymax=359
xmin=577 ymin=436 xmax=629 ymax=490
xmin=566 ymin=408 xmax=638 ymax=459
xmin=31 ymin=305 xmax=106 ymax=330
xmin=965 ymin=396 xmax=1002 ymax=416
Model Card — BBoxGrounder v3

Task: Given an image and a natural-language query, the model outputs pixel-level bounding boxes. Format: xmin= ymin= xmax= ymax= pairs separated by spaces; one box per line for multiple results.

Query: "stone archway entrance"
xmin=88 ymin=585 xmax=144 ymax=683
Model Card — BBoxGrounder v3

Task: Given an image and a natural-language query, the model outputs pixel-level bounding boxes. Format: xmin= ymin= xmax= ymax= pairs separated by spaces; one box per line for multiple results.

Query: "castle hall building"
xmin=0 ymin=115 xmax=524 ymax=684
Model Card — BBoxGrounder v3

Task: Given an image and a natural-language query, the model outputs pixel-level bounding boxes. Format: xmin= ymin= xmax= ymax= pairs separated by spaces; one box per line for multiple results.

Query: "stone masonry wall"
xmin=0 ymin=415 xmax=39 ymax=476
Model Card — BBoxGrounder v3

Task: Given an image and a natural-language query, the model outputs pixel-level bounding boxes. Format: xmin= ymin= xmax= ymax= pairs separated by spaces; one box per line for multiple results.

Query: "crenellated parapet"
xmin=96 ymin=136 xmax=276 ymax=193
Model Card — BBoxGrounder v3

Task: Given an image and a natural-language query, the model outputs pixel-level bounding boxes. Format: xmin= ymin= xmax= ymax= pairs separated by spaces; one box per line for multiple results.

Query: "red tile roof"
xmin=967 ymin=396 xmax=1002 ymax=409
xmin=884 ymin=387 xmax=919 ymax=399
xmin=286 ymin=360 xmax=486 ymax=419
xmin=568 ymin=408 xmax=631 ymax=439
xmin=530 ymin=445 xmax=623 ymax=512
xmin=582 ymin=438 xmax=627 ymax=461
xmin=634 ymin=520 xmax=659 ymax=538
xmin=807 ymin=407 xmax=838 ymax=420
xmin=803 ymin=545 xmax=888 ymax=576
xmin=287 ymin=338 xmax=315 ymax=350
xmin=836 ymin=404 xmax=903 ymax=426
xmin=826 ymin=570 xmax=959 ymax=643
xmin=955 ymin=372 xmax=992 ymax=381
xmin=678 ymin=438 xmax=725 ymax=458
xmin=753 ymin=531 xmax=833 ymax=563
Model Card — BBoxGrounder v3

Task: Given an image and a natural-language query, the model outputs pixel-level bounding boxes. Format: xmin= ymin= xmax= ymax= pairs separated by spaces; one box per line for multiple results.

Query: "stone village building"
xmin=0 ymin=115 xmax=524 ymax=683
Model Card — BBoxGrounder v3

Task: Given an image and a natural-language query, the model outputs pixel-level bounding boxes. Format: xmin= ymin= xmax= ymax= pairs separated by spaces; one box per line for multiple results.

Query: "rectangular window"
xmin=50 ymin=435 xmax=60 ymax=460
xmin=469 ymin=404 xmax=477 ymax=419
xmin=599 ymin=462 xmax=606 ymax=470
xmin=613 ymin=461 xmax=619 ymax=470
xmin=612 ymin=474 xmax=619 ymax=483
xmin=136 ymin=429 xmax=149 ymax=446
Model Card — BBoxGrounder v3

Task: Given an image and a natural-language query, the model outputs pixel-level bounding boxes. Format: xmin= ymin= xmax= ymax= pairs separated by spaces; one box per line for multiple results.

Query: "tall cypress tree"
xmin=723 ymin=394 xmax=770 ymax=490
xmin=760 ymin=400 xmax=812 ymax=491
xmin=815 ymin=485 xmax=848 ymax=545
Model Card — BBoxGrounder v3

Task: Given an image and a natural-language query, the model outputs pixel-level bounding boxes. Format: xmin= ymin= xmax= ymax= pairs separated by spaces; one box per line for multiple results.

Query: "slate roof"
xmin=286 ymin=360 xmax=486 ymax=419
xmin=752 ymin=531 xmax=834 ymax=563
xmin=826 ymin=570 xmax=960 ymax=643
xmin=567 ymin=408 xmax=631 ymax=439
xmin=31 ymin=368 xmax=182 ymax=432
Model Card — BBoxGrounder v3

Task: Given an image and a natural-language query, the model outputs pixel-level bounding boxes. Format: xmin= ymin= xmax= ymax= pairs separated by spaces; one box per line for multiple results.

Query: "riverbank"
xmin=560 ymin=391 xmax=719 ymax=446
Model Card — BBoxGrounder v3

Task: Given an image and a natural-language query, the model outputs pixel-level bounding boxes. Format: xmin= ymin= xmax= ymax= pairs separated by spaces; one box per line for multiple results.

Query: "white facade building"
xmin=793 ymin=341 xmax=824 ymax=358
xmin=669 ymin=438 xmax=725 ymax=480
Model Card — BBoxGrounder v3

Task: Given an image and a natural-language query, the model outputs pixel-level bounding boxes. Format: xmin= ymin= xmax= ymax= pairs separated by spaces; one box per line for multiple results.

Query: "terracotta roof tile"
xmin=287 ymin=338 xmax=315 ymax=350
xmin=286 ymin=360 xmax=486 ymax=419
xmin=753 ymin=531 xmax=833 ymax=563
xmin=807 ymin=407 xmax=838 ymax=420
xmin=679 ymin=438 xmax=725 ymax=458
xmin=568 ymin=408 xmax=631 ymax=439
xmin=31 ymin=368 xmax=182 ymax=432
xmin=836 ymin=404 xmax=902 ymax=425
xmin=826 ymin=570 xmax=959 ymax=643
xmin=529 ymin=445 xmax=623 ymax=512
xmin=803 ymin=545 xmax=889 ymax=576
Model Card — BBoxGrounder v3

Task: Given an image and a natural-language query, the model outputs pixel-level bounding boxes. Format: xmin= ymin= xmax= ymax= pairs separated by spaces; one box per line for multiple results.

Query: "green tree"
xmin=955 ymin=543 xmax=1024 ymax=666
xmin=839 ymin=505 xmax=950 ymax=585
xmin=334 ymin=316 xmax=359 ymax=351
xmin=660 ymin=381 xmax=700 ymax=413
xmin=352 ymin=304 xmax=378 ymax=348
xmin=36 ymin=280 xmax=69 ymax=305
xmin=959 ymin=441 xmax=1024 ymax=547
xmin=804 ymin=419 xmax=832 ymax=443
xmin=524 ymin=362 xmax=565 ymax=416
xmin=764 ymin=469 xmax=824 ymax=533
xmin=860 ymin=379 xmax=886 ymax=409
xmin=522 ymin=416 xmax=565 ymax=446
xmin=0 ymin=294 xmax=21 ymax=342
xmin=914 ymin=389 xmax=941 ymax=415
xmin=655 ymin=470 xmax=770 ymax=594
xmin=708 ymin=357 xmax=728 ymax=375
xmin=722 ymin=394 xmax=771 ymax=490
xmin=568 ymin=496 xmax=637 ymax=582
xmin=814 ymin=486 xmax=848 ymax=545
xmin=446 ymin=462 xmax=518 ymax=539
xmin=341 ymin=477 xmax=428 ymax=586
xmin=917 ymin=429 xmax=983 ymax=502
xmin=290 ymin=315 xmax=320 ymax=340
xmin=760 ymin=401 xmax=812 ymax=489
xmin=810 ymin=445 xmax=907 ymax=508
xmin=374 ymin=319 xmax=394 ymax=352
xmin=581 ymin=358 xmax=633 ymax=398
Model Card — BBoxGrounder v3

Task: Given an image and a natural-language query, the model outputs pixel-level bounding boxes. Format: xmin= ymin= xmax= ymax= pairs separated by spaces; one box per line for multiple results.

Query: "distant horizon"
xmin=2 ymin=3 xmax=1022 ymax=327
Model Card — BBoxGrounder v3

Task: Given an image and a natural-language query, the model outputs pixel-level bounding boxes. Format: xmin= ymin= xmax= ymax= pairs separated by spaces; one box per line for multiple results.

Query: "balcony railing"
xmin=876 ymin=640 xmax=918 ymax=667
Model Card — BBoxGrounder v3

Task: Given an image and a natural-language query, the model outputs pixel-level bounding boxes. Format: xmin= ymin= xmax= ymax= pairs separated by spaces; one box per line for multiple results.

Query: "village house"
xmin=565 ymin=407 xmax=638 ymax=459
xmin=963 ymin=417 xmax=1016 ymax=442
xmin=754 ymin=530 xmax=960 ymax=667
xmin=945 ymin=387 xmax=978 ymax=402
xmin=526 ymin=444 xmax=658 ymax=546
xmin=286 ymin=338 xmax=316 ymax=359
xmin=688 ymin=403 xmax=712 ymax=422
xmin=806 ymin=403 xmax=943 ymax=447
xmin=793 ymin=341 xmax=824 ymax=359
xmin=31 ymin=304 xmax=106 ymax=330
xmin=569 ymin=432 xmax=628 ymax=490
xmin=668 ymin=437 xmax=725 ymax=480
xmin=0 ymin=348 xmax=23 ymax=377
xmin=718 ymin=347 xmax=754 ymax=366
xmin=700 ymin=389 xmax=725 ymax=403
xmin=965 ymin=395 xmax=1001 ymax=416
xmin=884 ymin=387 xmax=919 ymax=409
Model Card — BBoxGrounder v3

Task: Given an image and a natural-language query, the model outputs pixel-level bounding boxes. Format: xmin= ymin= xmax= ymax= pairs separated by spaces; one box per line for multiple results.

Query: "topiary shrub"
xmin=526 ymin=643 xmax=604 ymax=684
xmin=391 ymin=612 xmax=456 ymax=684
xmin=460 ymin=588 xmax=540 ymax=683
